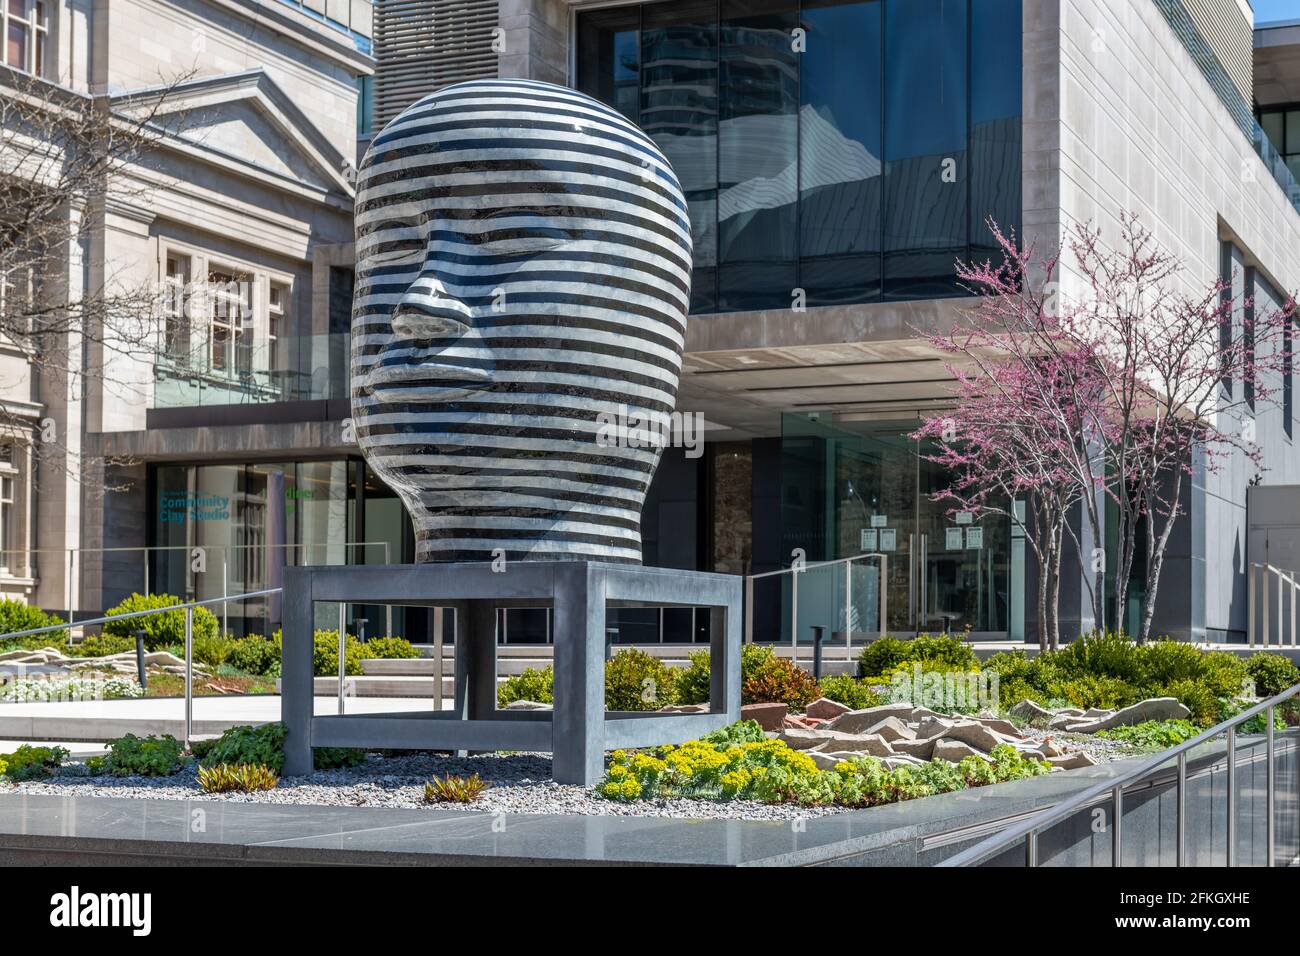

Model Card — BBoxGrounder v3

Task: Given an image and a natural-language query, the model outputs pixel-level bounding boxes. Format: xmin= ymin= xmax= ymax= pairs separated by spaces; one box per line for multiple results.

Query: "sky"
xmin=1256 ymin=0 xmax=1300 ymax=25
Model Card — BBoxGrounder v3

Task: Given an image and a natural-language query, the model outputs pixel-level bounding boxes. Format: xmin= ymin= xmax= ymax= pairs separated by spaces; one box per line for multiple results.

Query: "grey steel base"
xmin=280 ymin=561 xmax=742 ymax=785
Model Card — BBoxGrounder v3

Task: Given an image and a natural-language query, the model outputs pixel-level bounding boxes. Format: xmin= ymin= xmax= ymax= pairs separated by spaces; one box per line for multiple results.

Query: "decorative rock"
xmin=915 ymin=716 xmax=954 ymax=739
xmin=1048 ymin=713 xmax=1080 ymax=730
xmin=808 ymin=750 xmax=847 ymax=771
xmin=971 ymin=716 xmax=1021 ymax=737
xmin=810 ymin=750 xmax=879 ymax=771
xmin=503 ymin=700 xmax=553 ymax=711
xmin=942 ymin=720 xmax=1004 ymax=753
xmin=891 ymin=737 xmax=939 ymax=760
xmin=781 ymin=714 xmax=828 ymax=730
xmin=805 ymin=697 xmax=851 ymax=720
xmin=932 ymin=739 xmax=984 ymax=763
xmin=863 ymin=716 xmax=916 ymax=743
xmin=1009 ymin=699 xmax=1054 ymax=723
xmin=883 ymin=754 xmax=925 ymax=770
xmin=658 ymin=703 xmax=708 ymax=714
xmin=823 ymin=702 xmax=915 ymax=734
xmin=1047 ymin=751 xmax=1099 ymax=770
xmin=1063 ymin=698 xmax=1191 ymax=734
xmin=778 ymin=728 xmax=837 ymax=750
xmin=1035 ymin=739 xmax=1064 ymax=758
xmin=1082 ymin=708 xmax=1114 ymax=719
xmin=908 ymin=707 xmax=944 ymax=722
xmin=741 ymin=702 xmax=789 ymax=731
xmin=811 ymin=732 xmax=893 ymax=757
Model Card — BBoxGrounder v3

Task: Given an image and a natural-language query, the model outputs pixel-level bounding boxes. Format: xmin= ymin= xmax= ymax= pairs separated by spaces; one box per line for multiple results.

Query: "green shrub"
xmin=425 ymin=773 xmax=489 ymax=803
xmin=358 ymin=636 xmax=420 ymax=660
xmin=228 ymin=636 xmax=281 ymax=676
xmin=1246 ymin=653 xmax=1300 ymax=697
xmin=191 ymin=632 xmax=238 ymax=669
xmin=606 ymin=648 xmax=678 ymax=711
xmin=200 ymin=723 xmax=287 ymax=773
xmin=101 ymin=593 xmax=219 ymax=652
xmin=816 ymin=674 xmax=884 ymax=710
xmin=1050 ymin=674 xmax=1145 ymax=711
xmin=676 ymin=649 xmax=712 ymax=705
xmin=71 ymin=632 xmax=134 ymax=658
xmin=858 ymin=637 xmax=909 ymax=677
xmin=497 ymin=665 xmax=554 ymax=707
xmin=312 ymin=747 xmax=367 ymax=770
xmin=1159 ymin=679 xmax=1220 ymax=727
xmin=0 ymin=599 xmax=67 ymax=648
xmin=1219 ymin=698 xmax=1287 ymax=734
xmin=0 ymin=744 xmax=68 ymax=780
xmin=309 ymin=629 xmax=365 ymax=677
xmin=983 ymin=650 xmax=1035 ymax=682
xmin=188 ymin=738 xmax=219 ymax=760
xmin=1097 ymin=719 xmax=1200 ymax=749
xmin=198 ymin=763 xmax=278 ymax=793
xmin=741 ymin=651 xmax=820 ymax=709
xmin=1050 ymin=631 xmax=1144 ymax=683
xmin=903 ymin=634 xmax=980 ymax=671
xmin=102 ymin=734 xmax=186 ymax=776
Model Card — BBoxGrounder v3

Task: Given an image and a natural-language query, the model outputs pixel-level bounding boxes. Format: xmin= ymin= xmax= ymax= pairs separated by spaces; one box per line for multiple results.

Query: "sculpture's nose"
xmin=392 ymin=274 xmax=473 ymax=338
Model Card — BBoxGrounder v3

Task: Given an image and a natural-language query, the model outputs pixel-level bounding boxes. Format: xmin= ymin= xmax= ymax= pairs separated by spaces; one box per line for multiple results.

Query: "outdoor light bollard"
xmin=811 ymin=625 xmax=826 ymax=681
xmin=133 ymin=628 xmax=148 ymax=691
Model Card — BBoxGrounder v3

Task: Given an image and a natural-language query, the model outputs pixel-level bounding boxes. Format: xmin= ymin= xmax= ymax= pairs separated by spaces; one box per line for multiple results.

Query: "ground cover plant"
xmin=594 ymin=720 xmax=1050 ymax=808
xmin=0 ymin=744 xmax=68 ymax=780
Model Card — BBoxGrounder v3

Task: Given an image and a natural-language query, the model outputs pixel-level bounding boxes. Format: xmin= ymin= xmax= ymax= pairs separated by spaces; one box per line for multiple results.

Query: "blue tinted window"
xmin=799 ymin=0 xmax=882 ymax=306
xmin=883 ymin=0 xmax=968 ymax=300
xmin=718 ymin=0 xmax=799 ymax=311
xmin=970 ymin=0 xmax=1022 ymax=262
xmin=576 ymin=0 xmax=1021 ymax=315
xmin=643 ymin=0 xmax=719 ymax=314
xmin=576 ymin=7 xmax=641 ymax=124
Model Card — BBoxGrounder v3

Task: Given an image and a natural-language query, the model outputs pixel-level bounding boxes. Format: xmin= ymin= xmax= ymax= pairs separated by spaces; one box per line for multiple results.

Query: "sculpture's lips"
xmin=366 ymin=362 xmax=492 ymax=396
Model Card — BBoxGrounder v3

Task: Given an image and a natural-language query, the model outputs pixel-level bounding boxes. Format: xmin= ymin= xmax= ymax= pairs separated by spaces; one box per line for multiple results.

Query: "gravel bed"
xmin=3 ymin=752 xmax=843 ymax=822
xmin=1017 ymin=727 xmax=1140 ymax=762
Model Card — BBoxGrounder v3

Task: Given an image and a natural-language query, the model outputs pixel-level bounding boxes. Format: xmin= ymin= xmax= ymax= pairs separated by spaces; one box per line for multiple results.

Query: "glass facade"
xmin=151 ymin=459 xmax=408 ymax=635
xmin=576 ymin=0 xmax=1022 ymax=313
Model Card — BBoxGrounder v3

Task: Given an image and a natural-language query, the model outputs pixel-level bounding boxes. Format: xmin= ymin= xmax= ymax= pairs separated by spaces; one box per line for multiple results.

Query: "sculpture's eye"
xmin=364 ymin=223 xmax=426 ymax=267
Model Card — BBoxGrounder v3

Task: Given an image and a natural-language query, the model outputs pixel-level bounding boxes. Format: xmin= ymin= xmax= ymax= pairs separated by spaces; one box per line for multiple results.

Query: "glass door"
xmin=780 ymin=413 xmax=1013 ymax=637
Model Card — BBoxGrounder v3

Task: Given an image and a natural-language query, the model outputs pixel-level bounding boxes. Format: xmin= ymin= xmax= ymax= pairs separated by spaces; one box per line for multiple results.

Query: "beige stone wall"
xmin=10 ymin=0 xmax=371 ymax=613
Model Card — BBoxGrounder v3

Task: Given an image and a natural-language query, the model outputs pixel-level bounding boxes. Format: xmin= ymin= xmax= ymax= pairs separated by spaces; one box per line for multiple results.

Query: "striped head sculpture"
xmin=352 ymin=80 xmax=693 ymax=564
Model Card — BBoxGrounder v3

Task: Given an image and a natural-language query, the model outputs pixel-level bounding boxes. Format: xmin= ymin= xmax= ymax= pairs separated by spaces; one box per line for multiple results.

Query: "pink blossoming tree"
xmin=920 ymin=213 xmax=1294 ymax=644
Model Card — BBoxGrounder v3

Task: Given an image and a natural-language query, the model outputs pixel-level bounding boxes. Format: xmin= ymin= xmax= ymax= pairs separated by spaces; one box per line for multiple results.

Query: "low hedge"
xmin=0 ymin=599 xmax=67 ymax=650
xmin=101 ymin=593 xmax=220 ymax=652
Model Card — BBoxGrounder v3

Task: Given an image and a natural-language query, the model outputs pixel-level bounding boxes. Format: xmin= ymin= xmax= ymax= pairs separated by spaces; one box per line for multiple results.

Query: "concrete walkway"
xmin=0 ymin=695 xmax=441 ymax=742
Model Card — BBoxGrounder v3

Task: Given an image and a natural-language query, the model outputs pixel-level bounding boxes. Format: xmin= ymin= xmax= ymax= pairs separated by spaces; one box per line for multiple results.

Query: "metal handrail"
xmin=1248 ymin=562 xmax=1300 ymax=647
xmin=0 ymin=588 xmax=287 ymax=748
xmin=939 ymin=680 xmax=1300 ymax=867
xmin=744 ymin=552 xmax=889 ymax=666
xmin=0 ymin=588 xmax=285 ymax=640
